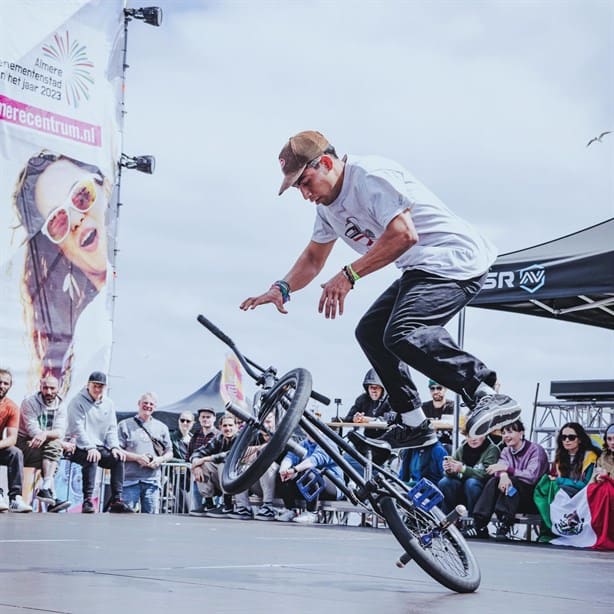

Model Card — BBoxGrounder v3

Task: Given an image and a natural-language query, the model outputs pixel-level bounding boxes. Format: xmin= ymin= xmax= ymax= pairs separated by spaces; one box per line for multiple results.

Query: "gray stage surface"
xmin=0 ymin=513 xmax=612 ymax=614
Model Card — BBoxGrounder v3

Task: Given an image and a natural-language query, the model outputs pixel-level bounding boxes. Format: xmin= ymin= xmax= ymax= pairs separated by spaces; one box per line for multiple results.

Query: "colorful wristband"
xmin=273 ymin=280 xmax=291 ymax=303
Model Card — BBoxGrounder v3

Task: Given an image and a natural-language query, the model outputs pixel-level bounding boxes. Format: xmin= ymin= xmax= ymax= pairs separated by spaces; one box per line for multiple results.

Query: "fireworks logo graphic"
xmin=42 ymin=31 xmax=94 ymax=108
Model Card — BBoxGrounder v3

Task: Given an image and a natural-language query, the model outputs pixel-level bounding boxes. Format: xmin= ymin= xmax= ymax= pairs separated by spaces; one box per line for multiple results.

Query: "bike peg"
xmin=396 ymin=551 xmax=412 ymax=568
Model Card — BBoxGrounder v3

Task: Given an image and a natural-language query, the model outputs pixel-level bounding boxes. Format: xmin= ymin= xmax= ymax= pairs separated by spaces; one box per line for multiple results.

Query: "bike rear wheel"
xmin=380 ymin=496 xmax=480 ymax=593
xmin=222 ymin=368 xmax=312 ymax=494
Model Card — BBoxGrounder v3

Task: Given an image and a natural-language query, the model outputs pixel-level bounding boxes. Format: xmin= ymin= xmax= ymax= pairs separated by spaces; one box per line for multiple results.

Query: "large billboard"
xmin=0 ymin=0 xmax=125 ymax=402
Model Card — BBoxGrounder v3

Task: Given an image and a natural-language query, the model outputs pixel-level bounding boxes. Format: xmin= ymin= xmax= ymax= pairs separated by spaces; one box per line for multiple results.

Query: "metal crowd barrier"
xmin=159 ymin=462 xmax=192 ymax=514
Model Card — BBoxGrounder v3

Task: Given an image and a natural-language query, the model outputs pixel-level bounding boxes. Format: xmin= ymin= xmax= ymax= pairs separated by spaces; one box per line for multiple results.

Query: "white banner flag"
xmin=0 ymin=0 xmax=125 ymax=402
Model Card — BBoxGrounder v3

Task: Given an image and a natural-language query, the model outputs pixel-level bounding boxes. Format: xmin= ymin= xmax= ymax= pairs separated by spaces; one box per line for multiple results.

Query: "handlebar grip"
xmin=197 ymin=314 xmax=235 ymax=349
xmin=310 ymin=390 xmax=331 ymax=406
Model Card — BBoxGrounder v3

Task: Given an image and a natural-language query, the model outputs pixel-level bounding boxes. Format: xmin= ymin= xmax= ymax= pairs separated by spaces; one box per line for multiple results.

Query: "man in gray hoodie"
xmin=66 ymin=371 xmax=132 ymax=513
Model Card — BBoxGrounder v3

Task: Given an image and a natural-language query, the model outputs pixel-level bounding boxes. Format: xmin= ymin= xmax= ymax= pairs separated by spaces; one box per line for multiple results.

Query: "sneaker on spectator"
xmin=276 ymin=508 xmax=297 ymax=522
xmin=36 ymin=488 xmax=55 ymax=505
xmin=82 ymin=499 xmax=95 ymax=514
xmin=189 ymin=506 xmax=207 ymax=517
xmin=466 ymin=383 xmax=521 ymax=438
xmin=9 ymin=495 xmax=33 ymax=513
xmin=494 ymin=522 xmax=513 ymax=542
xmin=229 ymin=505 xmax=253 ymax=520
xmin=48 ymin=499 xmax=71 ymax=513
xmin=205 ymin=505 xmax=233 ymax=518
xmin=108 ymin=499 xmax=134 ymax=514
xmin=462 ymin=525 xmax=489 ymax=539
xmin=0 ymin=489 xmax=8 ymax=512
xmin=254 ymin=504 xmax=277 ymax=521
xmin=292 ymin=511 xmax=318 ymax=524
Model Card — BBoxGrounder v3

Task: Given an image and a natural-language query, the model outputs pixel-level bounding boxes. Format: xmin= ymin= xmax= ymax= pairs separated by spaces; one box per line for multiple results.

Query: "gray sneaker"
xmin=466 ymin=386 xmax=521 ymax=437
xmin=254 ymin=504 xmax=277 ymax=521
xmin=376 ymin=419 xmax=438 ymax=449
xmin=9 ymin=495 xmax=33 ymax=513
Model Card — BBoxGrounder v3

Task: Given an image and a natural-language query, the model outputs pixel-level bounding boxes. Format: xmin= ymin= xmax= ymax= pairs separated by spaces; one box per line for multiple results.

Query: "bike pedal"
xmin=407 ymin=478 xmax=444 ymax=512
xmin=296 ymin=469 xmax=325 ymax=502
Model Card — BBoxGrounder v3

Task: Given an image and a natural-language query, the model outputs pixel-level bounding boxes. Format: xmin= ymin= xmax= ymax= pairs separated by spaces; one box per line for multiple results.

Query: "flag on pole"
xmin=220 ymin=353 xmax=249 ymax=411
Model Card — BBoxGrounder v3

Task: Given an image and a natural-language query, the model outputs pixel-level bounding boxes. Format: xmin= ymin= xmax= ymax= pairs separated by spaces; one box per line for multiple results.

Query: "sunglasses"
xmin=561 ymin=434 xmax=578 ymax=441
xmin=41 ymin=176 xmax=98 ymax=244
xmin=429 ymin=386 xmax=443 ymax=391
xmin=179 ymin=418 xmax=193 ymax=424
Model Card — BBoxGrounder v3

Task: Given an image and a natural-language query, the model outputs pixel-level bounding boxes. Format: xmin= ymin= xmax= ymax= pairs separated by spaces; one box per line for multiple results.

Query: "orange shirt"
xmin=0 ymin=397 xmax=19 ymax=433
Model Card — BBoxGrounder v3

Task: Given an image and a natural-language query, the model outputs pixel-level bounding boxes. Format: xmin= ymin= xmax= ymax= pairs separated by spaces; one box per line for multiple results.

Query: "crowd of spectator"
xmin=1 ymin=366 xmax=611 ymax=550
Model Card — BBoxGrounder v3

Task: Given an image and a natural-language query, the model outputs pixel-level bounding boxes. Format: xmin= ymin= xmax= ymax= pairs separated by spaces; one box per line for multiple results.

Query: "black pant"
xmin=70 ymin=446 xmax=124 ymax=501
xmin=473 ymin=476 xmax=538 ymax=528
xmin=355 ymin=270 xmax=496 ymax=412
xmin=0 ymin=446 xmax=24 ymax=498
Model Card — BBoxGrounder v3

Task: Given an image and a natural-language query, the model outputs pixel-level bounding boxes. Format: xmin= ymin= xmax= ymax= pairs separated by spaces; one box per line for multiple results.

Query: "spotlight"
xmin=124 ymin=6 xmax=163 ymax=27
xmin=120 ymin=154 xmax=156 ymax=174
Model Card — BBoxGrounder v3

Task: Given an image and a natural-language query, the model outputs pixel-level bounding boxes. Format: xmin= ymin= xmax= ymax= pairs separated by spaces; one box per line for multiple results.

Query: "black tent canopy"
xmin=470 ymin=218 xmax=614 ymax=330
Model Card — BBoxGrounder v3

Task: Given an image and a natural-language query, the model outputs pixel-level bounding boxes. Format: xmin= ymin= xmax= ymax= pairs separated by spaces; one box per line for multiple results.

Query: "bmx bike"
xmin=197 ymin=314 xmax=480 ymax=593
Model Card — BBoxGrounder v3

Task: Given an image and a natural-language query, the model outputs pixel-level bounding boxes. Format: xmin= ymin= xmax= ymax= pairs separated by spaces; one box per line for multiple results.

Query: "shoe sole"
xmin=254 ymin=515 xmax=276 ymax=521
xmin=467 ymin=406 xmax=522 ymax=438
xmin=48 ymin=501 xmax=71 ymax=513
xmin=36 ymin=495 xmax=55 ymax=506
xmin=228 ymin=515 xmax=253 ymax=520
xmin=391 ymin=433 xmax=439 ymax=450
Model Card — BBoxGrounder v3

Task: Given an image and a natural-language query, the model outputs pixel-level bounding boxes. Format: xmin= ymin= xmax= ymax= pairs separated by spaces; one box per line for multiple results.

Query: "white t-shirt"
xmin=311 ymin=155 xmax=497 ymax=280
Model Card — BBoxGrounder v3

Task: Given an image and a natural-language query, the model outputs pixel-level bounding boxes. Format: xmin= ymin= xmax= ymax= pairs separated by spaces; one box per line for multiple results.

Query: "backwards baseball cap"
xmin=88 ymin=371 xmax=107 ymax=385
xmin=278 ymin=130 xmax=330 ymax=195
xmin=428 ymin=379 xmax=441 ymax=388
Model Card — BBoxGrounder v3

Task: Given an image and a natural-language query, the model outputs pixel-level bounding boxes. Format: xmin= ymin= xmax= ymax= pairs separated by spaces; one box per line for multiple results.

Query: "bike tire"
xmin=222 ymin=368 xmax=312 ymax=494
xmin=380 ymin=496 xmax=480 ymax=593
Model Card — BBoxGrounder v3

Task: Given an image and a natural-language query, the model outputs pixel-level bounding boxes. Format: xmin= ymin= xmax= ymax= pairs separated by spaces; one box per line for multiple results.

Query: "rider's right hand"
xmin=240 ymin=286 xmax=288 ymax=314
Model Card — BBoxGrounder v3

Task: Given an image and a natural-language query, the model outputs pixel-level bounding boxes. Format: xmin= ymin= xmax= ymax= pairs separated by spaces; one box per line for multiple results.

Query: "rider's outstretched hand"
xmin=240 ymin=285 xmax=288 ymax=314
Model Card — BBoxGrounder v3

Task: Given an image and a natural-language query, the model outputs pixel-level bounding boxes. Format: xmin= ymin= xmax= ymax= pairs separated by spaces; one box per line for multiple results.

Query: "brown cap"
xmin=278 ymin=130 xmax=330 ymax=195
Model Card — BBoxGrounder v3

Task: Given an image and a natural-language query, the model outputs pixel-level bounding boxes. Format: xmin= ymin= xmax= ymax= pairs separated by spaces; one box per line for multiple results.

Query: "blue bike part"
xmin=407 ymin=478 xmax=444 ymax=512
xmin=296 ymin=469 xmax=325 ymax=502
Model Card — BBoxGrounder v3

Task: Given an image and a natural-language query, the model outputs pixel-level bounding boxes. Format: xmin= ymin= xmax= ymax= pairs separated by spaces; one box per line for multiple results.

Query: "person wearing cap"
xmin=186 ymin=407 xmax=218 ymax=515
xmin=422 ymin=380 xmax=454 ymax=421
xmin=66 ymin=371 xmax=132 ymax=513
xmin=240 ymin=130 xmax=521 ymax=450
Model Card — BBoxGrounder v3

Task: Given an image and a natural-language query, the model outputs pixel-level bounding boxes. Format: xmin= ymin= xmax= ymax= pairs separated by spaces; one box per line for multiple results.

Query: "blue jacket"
xmin=399 ymin=441 xmax=447 ymax=485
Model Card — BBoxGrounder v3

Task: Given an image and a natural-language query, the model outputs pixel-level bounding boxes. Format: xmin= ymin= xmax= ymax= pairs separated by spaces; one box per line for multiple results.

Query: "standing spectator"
xmin=117 ymin=392 xmax=173 ymax=513
xmin=533 ymin=422 xmax=600 ymax=539
xmin=0 ymin=368 xmax=32 ymax=512
xmin=170 ymin=412 xmax=194 ymax=461
xmin=437 ymin=432 xmax=500 ymax=522
xmin=277 ymin=435 xmax=345 ymax=524
xmin=66 ymin=371 xmax=132 ymax=513
xmin=187 ymin=407 xmax=218 ymax=515
xmin=470 ymin=419 xmax=549 ymax=540
xmin=17 ymin=375 xmax=70 ymax=512
xmin=191 ymin=414 xmax=248 ymax=518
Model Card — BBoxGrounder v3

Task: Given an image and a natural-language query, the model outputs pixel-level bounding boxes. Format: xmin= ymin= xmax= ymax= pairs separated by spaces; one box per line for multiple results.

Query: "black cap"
xmin=88 ymin=371 xmax=107 ymax=385
xmin=197 ymin=407 xmax=216 ymax=416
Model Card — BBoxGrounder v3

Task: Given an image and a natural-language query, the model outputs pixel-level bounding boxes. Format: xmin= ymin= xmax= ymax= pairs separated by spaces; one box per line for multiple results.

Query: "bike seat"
xmin=346 ymin=430 xmax=392 ymax=465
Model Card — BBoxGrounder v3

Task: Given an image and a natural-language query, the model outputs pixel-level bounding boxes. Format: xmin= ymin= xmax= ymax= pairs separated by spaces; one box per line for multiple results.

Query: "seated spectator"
xmin=437 ymin=431 xmax=500 ymax=523
xmin=117 ymin=392 xmax=173 ymax=513
xmin=190 ymin=414 xmax=251 ymax=519
xmin=17 ymin=375 xmax=70 ymax=512
xmin=170 ymin=412 xmax=194 ymax=461
xmin=0 ymin=368 xmax=32 ymax=513
xmin=587 ymin=423 xmax=614 ymax=549
xmin=591 ymin=423 xmax=614 ymax=484
xmin=343 ymin=369 xmax=392 ymax=433
xmin=277 ymin=434 xmax=344 ymax=524
xmin=398 ymin=440 xmax=448 ymax=486
xmin=470 ymin=419 xmax=549 ymax=540
xmin=422 ymin=380 xmax=454 ymax=448
xmin=187 ymin=407 xmax=218 ymax=515
xmin=66 ymin=371 xmax=133 ymax=513
xmin=533 ymin=422 xmax=600 ymax=540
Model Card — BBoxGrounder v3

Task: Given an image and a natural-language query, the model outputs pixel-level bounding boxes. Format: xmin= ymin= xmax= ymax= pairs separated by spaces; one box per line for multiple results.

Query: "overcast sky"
xmin=110 ymin=0 xmax=613 ymax=422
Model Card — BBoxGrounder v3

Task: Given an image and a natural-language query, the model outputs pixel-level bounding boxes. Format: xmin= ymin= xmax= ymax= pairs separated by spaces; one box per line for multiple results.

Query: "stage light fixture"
xmin=120 ymin=153 xmax=156 ymax=174
xmin=124 ymin=6 xmax=163 ymax=27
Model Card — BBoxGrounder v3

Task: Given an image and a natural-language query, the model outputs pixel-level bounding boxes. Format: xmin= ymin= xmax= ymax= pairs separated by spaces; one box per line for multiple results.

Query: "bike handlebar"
xmin=197 ymin=314 xmax=331 ymax=406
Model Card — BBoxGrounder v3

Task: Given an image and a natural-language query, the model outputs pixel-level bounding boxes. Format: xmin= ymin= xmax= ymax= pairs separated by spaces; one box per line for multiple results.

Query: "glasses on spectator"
xmin=41 ymin=176 xmax=98 ymax=244
xmin=429 ymin=385 xmax=443 ymax=391
xmin=560 ymin=434 xmax=578 ymax=441
xmin=179 ymin=418 xmax=193 ymax=424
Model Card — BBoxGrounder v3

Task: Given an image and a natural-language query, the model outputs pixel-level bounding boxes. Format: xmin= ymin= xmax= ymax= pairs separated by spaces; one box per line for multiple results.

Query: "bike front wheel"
xmin=380 ymin=496 xmax=480 ymax=593
xmin=222 ymin=368 xmax=312 ymax=494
